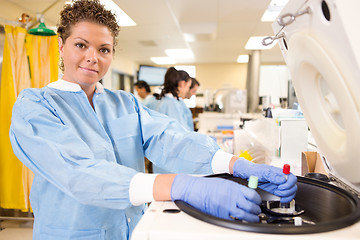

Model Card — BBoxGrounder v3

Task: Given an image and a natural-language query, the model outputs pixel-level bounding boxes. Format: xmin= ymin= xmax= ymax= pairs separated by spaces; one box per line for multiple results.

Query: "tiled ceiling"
xmin=2 ymin=0 xmax=285 ymax=65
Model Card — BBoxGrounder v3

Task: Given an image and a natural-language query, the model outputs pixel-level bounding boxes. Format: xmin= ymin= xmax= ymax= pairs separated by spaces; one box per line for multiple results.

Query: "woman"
xmin=9 ymin=0 xmax=297 ymax=239
xmin=157 ymin=67 xmax=194 ymax=131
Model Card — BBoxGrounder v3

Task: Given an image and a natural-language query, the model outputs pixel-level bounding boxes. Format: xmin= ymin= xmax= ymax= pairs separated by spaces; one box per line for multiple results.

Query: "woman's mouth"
xmin=79 ymin=66 xmax=98 ymax=73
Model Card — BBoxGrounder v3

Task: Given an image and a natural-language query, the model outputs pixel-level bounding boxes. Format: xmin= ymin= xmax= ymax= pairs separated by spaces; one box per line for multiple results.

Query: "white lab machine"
xmin=132 ymin=0 xmax=360 ymax=239
xmin=222 ymin=89 xmax=247 ymax=114
xmin=197 ymin=112 xmax=241 ymax=134
xmin=203 ymin=88 xmax=247 ymax=114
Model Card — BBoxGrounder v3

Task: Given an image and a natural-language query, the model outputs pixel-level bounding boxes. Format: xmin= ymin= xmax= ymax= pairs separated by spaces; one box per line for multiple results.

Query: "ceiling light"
xmin=65 ymin=0 xmax=136 ymax=26
xmin=174 ymin=66 xmax=196 ymax=77
xmin=183 ymin=34 xmax=196 ymax=42
xmin=165 ymin=49 xmax=194 ymax=59
xmin=100 ymin=0 xmax=136 ymax=26
xmin=150 ymin=57 xmax=176 ymax=65
xmin=245 ymin=36 xmax=276 ymax=50
xmin=237 ymin=55 xmax=249 ymax=63
xmin=181 ymin=23 xmax=217 ymax=42
xmin=261 ymin=0 xmax=289 ymax=22
xmin=184 ymin=33 xmax=216 ymax=42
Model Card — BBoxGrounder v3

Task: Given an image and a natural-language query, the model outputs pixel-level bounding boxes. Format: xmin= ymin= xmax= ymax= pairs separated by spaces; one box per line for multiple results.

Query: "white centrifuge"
xmin=131 ymin=0 xmax=360 ymax=239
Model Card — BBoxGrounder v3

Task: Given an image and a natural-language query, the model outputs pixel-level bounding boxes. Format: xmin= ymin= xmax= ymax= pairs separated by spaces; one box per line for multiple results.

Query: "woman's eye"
xmin=75 ymin=43 xmax=85 ymax=48
xmin=100 ymin=48 xmax=111 ymax=54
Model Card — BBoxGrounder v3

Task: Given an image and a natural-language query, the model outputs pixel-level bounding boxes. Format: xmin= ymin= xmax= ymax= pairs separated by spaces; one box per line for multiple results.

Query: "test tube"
xmin=248 ymin=176 xmax=258 ymax=189
xmin=283 ymin=164 xmax=290 ymax=177
xmin=280 ymin=164 xmax=291 ymax=208
xmin=242 ymin=176 xmax=259 ymax=223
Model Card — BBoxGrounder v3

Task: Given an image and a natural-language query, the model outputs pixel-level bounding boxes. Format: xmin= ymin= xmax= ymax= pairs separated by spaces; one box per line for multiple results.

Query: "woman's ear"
xmin=58 ymin=37 xmax=64 ymax=57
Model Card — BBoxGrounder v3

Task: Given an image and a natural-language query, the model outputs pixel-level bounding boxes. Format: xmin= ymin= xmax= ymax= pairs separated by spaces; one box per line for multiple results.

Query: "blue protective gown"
xmin=142 ymin=94 xmax=159 ymax=110
xmin=9 ymin=80 xmax=219 ymax=240
xmin=156 ymin=94 xmax=194 ymax=131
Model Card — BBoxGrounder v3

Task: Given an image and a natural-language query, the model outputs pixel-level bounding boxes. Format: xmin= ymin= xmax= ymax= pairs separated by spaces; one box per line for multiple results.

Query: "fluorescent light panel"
xmin=237 ymin=55 xmax=249 ymax=63
xmin=65 ymin=0 xmax=136 ymax=27
xmin=174 ymin=66 xmax=196 ymax=77
xmin=150 ymin=57 xmax=176 ymax=65
xmin=183 ymin=33 xmax=196 ymax=42
xmin=100 ymin=0 xmax=136 ymax=26
xmin=165 ymin=49 xmax=194 ymax=59
xmin=261 ymin=0 xmax=289 ymax=22
xmin=245 ymin=36 xmax=276 ymax=50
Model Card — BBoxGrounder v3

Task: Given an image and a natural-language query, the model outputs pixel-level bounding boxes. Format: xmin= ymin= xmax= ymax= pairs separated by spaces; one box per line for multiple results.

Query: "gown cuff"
xmin=129 ymin=173 xmax=158 ymax=206
xmin=211 ymin=149 xmax=234 ymax=174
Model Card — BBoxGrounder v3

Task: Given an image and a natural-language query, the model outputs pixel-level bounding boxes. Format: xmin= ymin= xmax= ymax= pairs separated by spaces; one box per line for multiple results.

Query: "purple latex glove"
xmin=171 ymin=174 xmax=262 ymax=222
xmin=233 ymin=158 xmax=297 ymax=203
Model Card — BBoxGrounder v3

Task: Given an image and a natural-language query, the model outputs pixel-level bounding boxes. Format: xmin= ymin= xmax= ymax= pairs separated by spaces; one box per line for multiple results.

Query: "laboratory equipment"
xmin=197 ymin=112 xmax=241 ymax=134
xmin=248 ymin=176 xmax=259 ymax=190
xmin=132 ymin=0 xmax=360 ymax=239
xmin=233 ymin=117 xmax=280 ymax=164
xmin=283 ymin=164 xmax=290 ymax=176
xmin=272 ymin=0 xmax=360 ymax=185
xmin=259 ymin=95 xmax=271 ymax=111
xmin=204 ymin=88 xmax=247 ymax=114
xmin=132 ymin=174 xmax=360 ymax=238
xmin=279 ymin=164 xmax=295 ymax=210
xmin=222 ymin=89 xmax=247 ymax=114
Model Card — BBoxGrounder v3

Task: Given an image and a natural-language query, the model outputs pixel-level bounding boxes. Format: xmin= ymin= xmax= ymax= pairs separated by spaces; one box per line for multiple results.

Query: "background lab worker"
xmin=9 ymin=0 xmax=297 ymax=239
xmin=186 ymin=77 xmax=200 ymax=99
xmin=134 ymin=80 xmax=151 ymax=102
xmin=134 ymin=80 xmax=158 ymax=109
xmin=157 ymin=68 xmax=194 ymax=131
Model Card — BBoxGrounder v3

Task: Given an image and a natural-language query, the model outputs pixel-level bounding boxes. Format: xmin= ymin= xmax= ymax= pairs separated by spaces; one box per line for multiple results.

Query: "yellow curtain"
xmin=0 ymin=25 xmax=30 ymax=211
xmin=26 ymin=34 xmax=59 ymax=87
xmin=0 ymin=25 xmax=58 ymax=211
xmin=23 ymin=34 xmax=58 ymax=209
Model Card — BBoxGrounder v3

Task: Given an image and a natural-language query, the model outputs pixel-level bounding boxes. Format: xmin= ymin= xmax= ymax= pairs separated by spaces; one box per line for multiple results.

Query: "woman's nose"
xmin=86 ymin=48 xmax=98 ymax=63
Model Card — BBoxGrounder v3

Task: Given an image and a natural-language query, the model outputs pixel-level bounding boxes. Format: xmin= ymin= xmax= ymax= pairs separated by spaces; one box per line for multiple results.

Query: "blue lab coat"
xmin=142 ymin=94 xmax=159 ymax=110
xmin=157 ymin=94 xmax=194 ymax=131
xmin=9 ymin=80 xmax=219 ymax=240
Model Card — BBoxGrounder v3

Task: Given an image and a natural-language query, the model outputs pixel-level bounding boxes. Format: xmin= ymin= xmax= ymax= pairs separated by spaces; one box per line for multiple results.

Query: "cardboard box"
xmin=301 ymin=152 xmax=328 ymax=176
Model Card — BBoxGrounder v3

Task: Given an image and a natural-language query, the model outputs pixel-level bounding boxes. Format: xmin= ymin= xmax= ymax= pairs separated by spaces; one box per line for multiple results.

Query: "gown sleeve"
xmin=135 ymin=97 xmax=220 ymax=174
xmin=10 ymin=90 xmax=138 ymax=209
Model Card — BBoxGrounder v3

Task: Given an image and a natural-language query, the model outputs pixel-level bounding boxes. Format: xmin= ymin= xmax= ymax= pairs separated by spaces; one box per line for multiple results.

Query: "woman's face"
xmin=59 ymin=21 xmax=113 ymax=91
xmin=178 ymin=79 xmax=192 ymax=99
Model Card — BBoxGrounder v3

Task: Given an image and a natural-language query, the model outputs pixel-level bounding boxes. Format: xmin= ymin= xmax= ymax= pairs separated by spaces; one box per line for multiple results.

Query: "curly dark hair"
xmin=57 ymin=0 xmax=120 ymax=71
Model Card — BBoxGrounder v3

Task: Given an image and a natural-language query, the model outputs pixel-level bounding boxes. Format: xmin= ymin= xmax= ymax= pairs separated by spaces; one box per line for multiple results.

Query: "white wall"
xmin=103 ymin=54 xmax=138 ymax=90
xmin=195 ymin=63 xmax=247 ymax=92
xmin=259 ymin=65 xmax=290 ymax=106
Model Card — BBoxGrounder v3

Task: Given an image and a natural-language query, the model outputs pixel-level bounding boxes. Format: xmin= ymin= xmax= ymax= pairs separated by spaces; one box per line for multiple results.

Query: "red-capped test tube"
xmin=280 ymin=164 xmax=291 ymax=208
xmin=283 ymin=164 xmax=290 ymax=178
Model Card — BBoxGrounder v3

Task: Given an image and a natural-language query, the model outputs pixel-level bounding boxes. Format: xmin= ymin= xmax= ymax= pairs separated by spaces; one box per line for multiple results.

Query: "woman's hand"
xmin=170 ymin=174 xmax=262 ymax=222
xmin=232 ymin=158 xmax=298 ymax=203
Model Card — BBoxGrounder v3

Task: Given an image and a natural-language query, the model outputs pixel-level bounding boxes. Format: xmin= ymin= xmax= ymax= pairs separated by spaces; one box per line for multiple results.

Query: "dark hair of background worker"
xmin=134 ymin=80 xmax=151 ymax=100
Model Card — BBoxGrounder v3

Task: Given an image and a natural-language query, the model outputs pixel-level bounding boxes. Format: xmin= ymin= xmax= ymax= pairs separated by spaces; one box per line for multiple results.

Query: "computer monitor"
xmin=137 ymin=65 xmax=167 ymax=86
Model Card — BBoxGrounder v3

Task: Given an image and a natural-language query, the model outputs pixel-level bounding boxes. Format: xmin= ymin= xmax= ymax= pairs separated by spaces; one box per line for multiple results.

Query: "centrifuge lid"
xmin=273 ymin=0 xmax=360 ymax=184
